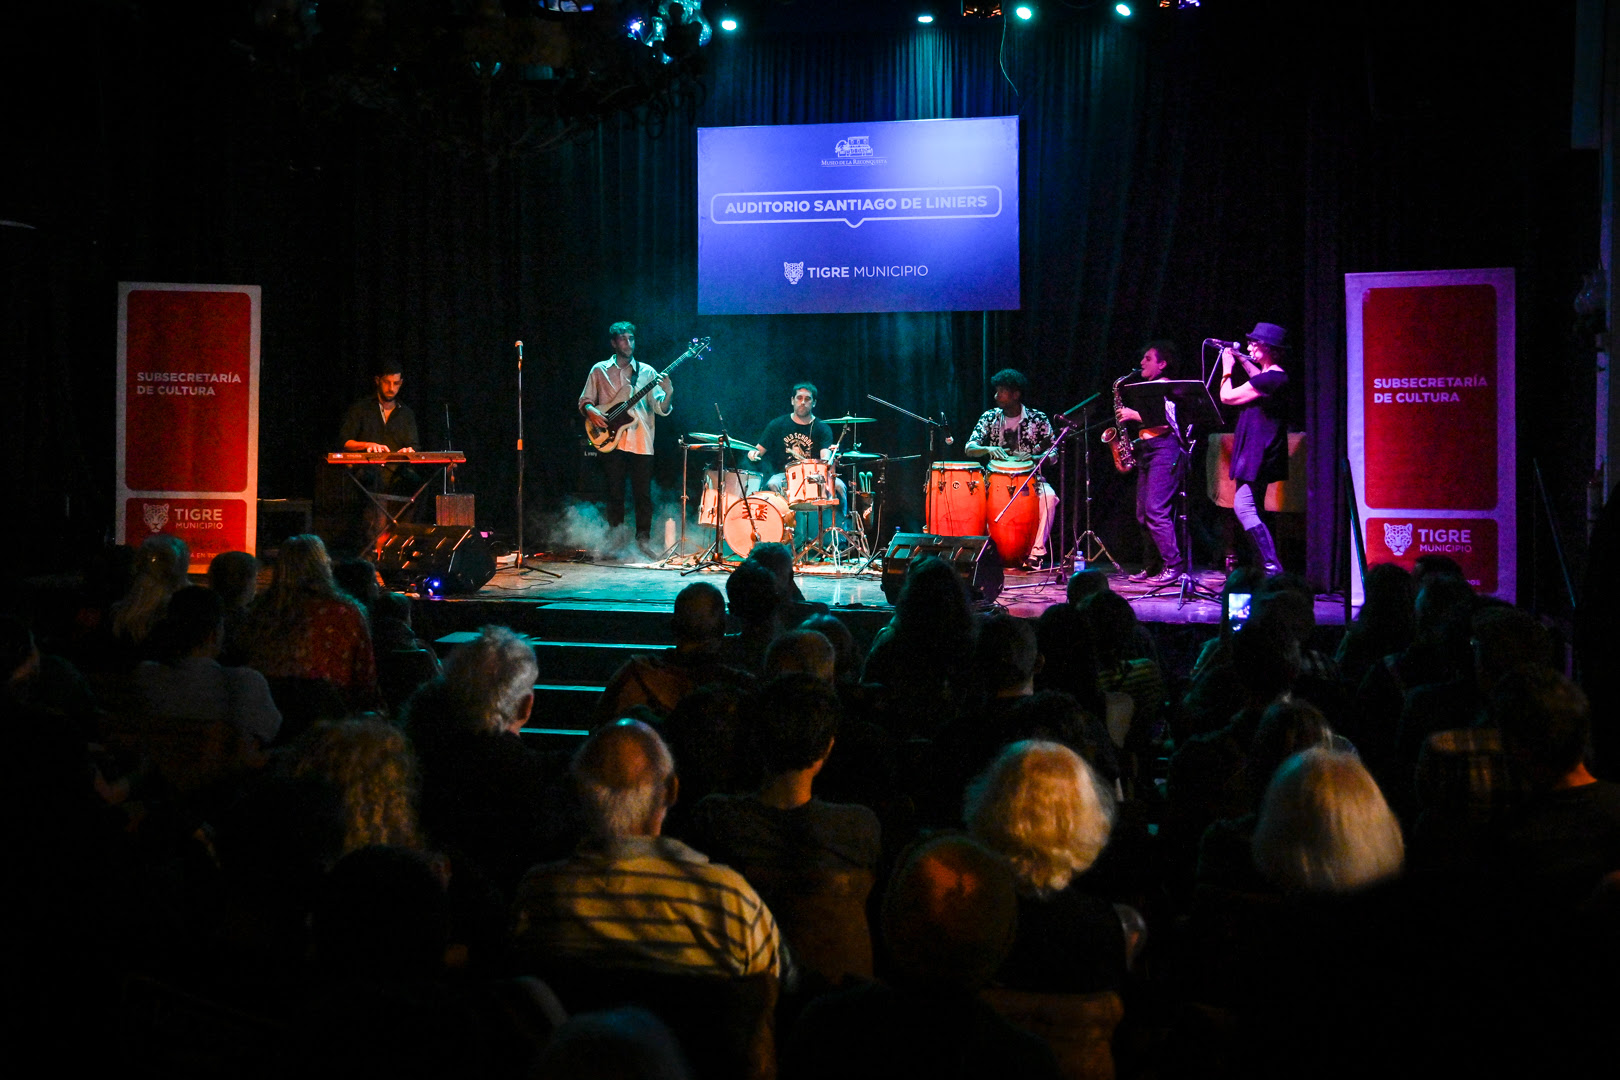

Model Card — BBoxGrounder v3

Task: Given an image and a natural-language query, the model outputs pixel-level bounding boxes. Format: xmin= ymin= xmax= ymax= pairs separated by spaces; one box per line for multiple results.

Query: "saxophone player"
xmin=1116 ymin=341 xmax=1190 ymax=584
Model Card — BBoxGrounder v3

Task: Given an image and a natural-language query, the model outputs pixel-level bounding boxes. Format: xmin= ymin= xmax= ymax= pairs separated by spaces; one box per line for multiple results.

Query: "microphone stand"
xmin=513 ymin=340 xmax=560 ymax=580
xmin=866 ymin=393 xmax=952 ymax=531
xmin=1058 ymin=390 xmax=1123 ymax=577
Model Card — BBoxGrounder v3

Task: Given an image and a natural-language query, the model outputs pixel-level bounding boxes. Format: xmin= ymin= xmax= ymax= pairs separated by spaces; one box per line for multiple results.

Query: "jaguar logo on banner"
xmin=142 ymin=502 xmax=170 ymax=533
xmin=783 ymin=261 xmax=804 ymax=285
xmin=1382 ymin=522 xmax=1412 ymax=557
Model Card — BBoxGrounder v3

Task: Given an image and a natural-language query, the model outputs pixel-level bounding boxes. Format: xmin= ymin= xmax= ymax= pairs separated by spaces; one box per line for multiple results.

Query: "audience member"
xmin=513 ymin=719 xmax=782 ymax=979
xmin=1078 ymin=590 xmax=1163 ymax=745
xmin=287 ymin=717 xmax=423 ymax=855
xmin=1333 ymin=562 xmax=1416 ymax=689
xmin=240 ymin=534 xmax=380 ymax=714
xmin=206 ymin=549 xmax=260 ymax=663
xmin=722 ymin=560 xmax=786 ymax=675
xmin=762 ymin=628 xmax=837 ymax=683
xmin=597 ymin=582 xmax=753 ymax=725
xmin=966 ymin=741 xmax=1132 ymax=995
xmin=1066 ymin=568 xmax=1112 ymax=606
xmin=110 ymin=532 xmax=191 ymax=654
xmin=687 ymin=675 xmax=880 ymax=985
xmin=405 ymin=625 xmax=574 ymax=894
xmin=134 ymin=585 xmax=283 ymax=747
xmin=782 ymin=835 xmax=1062 ymax=1080
xmin=861 ymin=555 xmax=976 ymax=738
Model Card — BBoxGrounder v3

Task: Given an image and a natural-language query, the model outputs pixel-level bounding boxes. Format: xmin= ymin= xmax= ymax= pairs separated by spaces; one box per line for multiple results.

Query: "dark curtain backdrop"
xmin=3 ymin=1 xmax=1595 ymax=596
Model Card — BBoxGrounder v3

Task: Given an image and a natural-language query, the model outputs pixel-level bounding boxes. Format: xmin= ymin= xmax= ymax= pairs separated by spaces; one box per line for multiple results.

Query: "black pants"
xmin=1134 ymin=435 xmax=1189 ymax=570
xmin=601 ymin=451 xmax=654 ymax=538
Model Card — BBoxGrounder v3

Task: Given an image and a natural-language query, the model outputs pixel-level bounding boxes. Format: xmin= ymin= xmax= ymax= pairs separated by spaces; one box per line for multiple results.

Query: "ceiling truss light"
xmin=918 ymin=13 xmax=935 ymax=22
xmin=961 ymin=2 xmax=1003 ymax=16
xmin=1014 ymin=4 xmax=1033 ymax=18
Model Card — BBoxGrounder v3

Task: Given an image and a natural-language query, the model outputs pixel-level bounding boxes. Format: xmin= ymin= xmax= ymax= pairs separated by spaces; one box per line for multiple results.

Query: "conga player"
xmin=965 ymin=368 xmax=1058 ymax=569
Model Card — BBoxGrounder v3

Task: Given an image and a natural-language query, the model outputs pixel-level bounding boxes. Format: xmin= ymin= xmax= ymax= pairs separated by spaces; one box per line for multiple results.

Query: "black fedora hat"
xmin=1245 ymin=322 xmax=1288 ymax=348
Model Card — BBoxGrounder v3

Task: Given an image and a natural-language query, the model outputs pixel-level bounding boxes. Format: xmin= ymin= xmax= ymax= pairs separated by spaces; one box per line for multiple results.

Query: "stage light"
xmin=1014 ymin=4 xmax=1033 ymax=18
xmin=1115 ymin=3 xmax=1132 ymax=15
xmin=719 ymin=16 xmax=737 ymax=31
xmin=918 ymin=13 xmax=935 ymax=23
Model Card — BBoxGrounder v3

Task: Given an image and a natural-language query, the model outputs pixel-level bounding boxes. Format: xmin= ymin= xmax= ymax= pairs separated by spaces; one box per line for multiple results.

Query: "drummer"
xmin=964 ymin=368 xmax=1059 ymax=569
xmin=747 ymin=382 xmax=849 ymax=522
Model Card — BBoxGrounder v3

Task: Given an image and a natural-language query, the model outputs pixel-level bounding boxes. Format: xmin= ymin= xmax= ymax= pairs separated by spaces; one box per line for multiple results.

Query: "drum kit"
xmin=670 ymin=416 xmax=893 ymax=575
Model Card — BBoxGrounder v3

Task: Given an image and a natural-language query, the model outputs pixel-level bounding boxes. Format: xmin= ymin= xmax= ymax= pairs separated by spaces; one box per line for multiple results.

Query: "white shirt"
xmin=578 ymin=358 xmax=672 ymax=455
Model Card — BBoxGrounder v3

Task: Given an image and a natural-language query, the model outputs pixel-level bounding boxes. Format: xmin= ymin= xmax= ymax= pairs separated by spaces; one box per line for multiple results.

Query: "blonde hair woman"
xmin=290 ymin=718 xmax=422 ymax=854
xmin=1251 ymin=748 xmax=1405 ymax=894
xmin=112 ymin=533 xmax=191 ymax=648
xmin=966 ymin=741 xmax=1133 ymax=994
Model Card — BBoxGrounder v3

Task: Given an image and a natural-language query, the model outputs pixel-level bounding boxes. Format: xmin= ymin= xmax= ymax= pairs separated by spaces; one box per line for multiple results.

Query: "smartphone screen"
xmin=1227 ymin=592 xmax=1252 ymax=632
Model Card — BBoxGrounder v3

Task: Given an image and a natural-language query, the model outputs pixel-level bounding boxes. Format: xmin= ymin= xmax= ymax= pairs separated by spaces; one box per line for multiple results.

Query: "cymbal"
xmin=823 ymin=415 xmax=876 ymax=424
xmin=838 ymin=451 xmax=886 ymax=462
xmin=684 ymin=433 xmax=755 ymax=452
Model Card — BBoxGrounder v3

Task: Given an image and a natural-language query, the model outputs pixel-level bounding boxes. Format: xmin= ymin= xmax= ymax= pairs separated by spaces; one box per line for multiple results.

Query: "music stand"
xmin=1118 ymin=378 xmax=1223 ymax=607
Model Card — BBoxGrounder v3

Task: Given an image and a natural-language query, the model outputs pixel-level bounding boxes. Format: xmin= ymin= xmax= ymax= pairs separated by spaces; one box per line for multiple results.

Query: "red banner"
xmin=1362 ymin=284 xmax=1498 ymax=510
xmin=117 ymin=284 xmax=260 ymax=570
xmin=1346 ymin=269 xmax=1515 ymax=604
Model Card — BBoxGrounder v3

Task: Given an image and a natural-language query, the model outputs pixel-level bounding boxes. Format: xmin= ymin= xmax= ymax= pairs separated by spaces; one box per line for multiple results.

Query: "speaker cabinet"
xmin=880 ymin=533 xmax=1003 ymax=604
xmin=375 ymin=523 xmax=496 ymax=595
xmin=436 ymin=493 xmax=475 ymax=526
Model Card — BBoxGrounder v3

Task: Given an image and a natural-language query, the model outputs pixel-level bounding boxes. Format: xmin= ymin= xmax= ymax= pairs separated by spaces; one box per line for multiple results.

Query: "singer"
xmin=964 ymin=368 xmax=1058 ymax=570
xmin=1218 ymin=322 xmax=1290 ymax=575
xmin=579 ymin=320 xmax=674 ymax=559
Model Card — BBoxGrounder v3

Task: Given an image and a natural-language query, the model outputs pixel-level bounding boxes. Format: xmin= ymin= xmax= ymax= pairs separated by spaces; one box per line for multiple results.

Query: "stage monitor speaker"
xmin=880 ymin=532 xmax=1003 ymax=605
xmin=376 ymin=523 xmax=496 ymax=595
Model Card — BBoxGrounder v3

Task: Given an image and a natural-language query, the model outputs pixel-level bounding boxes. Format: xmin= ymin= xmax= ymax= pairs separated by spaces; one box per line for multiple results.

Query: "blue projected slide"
xmin=697 ymin=117 xmax=1020 ymax=314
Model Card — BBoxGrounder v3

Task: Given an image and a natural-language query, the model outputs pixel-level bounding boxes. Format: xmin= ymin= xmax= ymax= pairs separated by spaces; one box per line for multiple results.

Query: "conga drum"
xmin=926 ymin=461 xmax=987 ymax=535
xmin=985 ymin=460 xmax=1041 ymax=566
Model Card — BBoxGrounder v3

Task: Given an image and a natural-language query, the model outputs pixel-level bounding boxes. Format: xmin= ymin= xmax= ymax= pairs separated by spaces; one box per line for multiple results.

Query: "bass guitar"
xmin=584 ymin=337 xmax=711 ymax=452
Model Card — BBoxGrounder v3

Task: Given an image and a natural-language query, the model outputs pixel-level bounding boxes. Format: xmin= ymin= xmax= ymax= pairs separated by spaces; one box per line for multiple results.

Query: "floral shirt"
xmin=968 ymin=406 xmax=1055 ymax=459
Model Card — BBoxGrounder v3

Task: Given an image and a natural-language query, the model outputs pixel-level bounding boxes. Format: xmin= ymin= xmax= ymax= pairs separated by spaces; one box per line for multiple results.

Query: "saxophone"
xmin=1101 ymin=371 xmax=1137 ymax=474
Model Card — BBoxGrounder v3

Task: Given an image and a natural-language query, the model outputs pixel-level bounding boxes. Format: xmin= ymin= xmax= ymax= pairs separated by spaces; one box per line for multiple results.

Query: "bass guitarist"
xmin=579 ymin=320 xmax=674 ymax=557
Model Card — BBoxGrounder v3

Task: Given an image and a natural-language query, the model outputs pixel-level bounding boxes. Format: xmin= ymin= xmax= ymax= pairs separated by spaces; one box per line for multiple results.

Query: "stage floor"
xmin=462 ymin=555 xmax=1348 ymax=628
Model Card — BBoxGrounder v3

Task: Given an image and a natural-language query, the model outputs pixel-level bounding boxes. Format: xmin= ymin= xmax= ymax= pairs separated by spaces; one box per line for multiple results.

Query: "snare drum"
xmin=926 ymin=461 xmax=987 ymax=535
xmin=985 ymin=460 xmax=1042 ymax=566
xmin=699 ymin=468 xmax=763 ymax=525
xmin=784 ymin=458 xmax=840 ymax=509
xmin=722 ymin=493 xmax=795 ymax=558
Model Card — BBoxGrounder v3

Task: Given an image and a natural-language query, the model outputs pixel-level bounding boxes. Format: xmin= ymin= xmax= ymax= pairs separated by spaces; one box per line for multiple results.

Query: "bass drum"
xmin=722 ymin=493 xmax=795 ymax=558
xmin=925 ymin=461 xmax=987 ymax=535
xmin=985 ymin=460 xmax=1041 ymax=566
xmin=699 ymin=468 xmax=763 ymax=526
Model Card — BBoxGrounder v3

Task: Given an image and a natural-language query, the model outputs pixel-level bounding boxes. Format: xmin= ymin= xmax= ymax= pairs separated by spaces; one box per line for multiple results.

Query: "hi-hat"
xmin=824 ymin=415 xmax=876 ymax=424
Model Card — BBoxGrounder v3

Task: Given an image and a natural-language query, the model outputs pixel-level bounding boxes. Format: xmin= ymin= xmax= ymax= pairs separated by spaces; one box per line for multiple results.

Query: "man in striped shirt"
xmin=513 ymin=719 xmax=782 ymax=979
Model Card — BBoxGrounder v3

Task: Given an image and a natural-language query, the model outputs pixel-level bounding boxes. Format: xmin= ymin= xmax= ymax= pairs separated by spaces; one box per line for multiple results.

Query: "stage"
xmin=403 ymin=555 xmax=1350 ymax=724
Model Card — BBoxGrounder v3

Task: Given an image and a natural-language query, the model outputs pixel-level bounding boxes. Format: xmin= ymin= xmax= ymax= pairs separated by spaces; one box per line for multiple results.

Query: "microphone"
xmin=940 ymin=410 xmax=954 ymax=447
xmin=1204 ymin=338 xmax=1246 ymax=350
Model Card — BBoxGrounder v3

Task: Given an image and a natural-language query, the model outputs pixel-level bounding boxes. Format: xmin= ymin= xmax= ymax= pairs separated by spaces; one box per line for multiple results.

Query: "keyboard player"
xmin=336 ymin=361 xmax=425 ymax=529
xmin=340 ymin=362 xmax=419 ymax=455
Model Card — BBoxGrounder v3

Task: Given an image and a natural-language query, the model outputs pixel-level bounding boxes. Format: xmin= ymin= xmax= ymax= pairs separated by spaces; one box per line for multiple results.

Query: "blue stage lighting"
xmin=1115 ymin=3 xmax=1132 ymax=15
xmin=1014 ymin=5 xmax=1033 ymax=19
xmin=918 ymin=13 xmax=935 ymax=23
xmin=720 ymin=16 xmax=738 ymax=31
